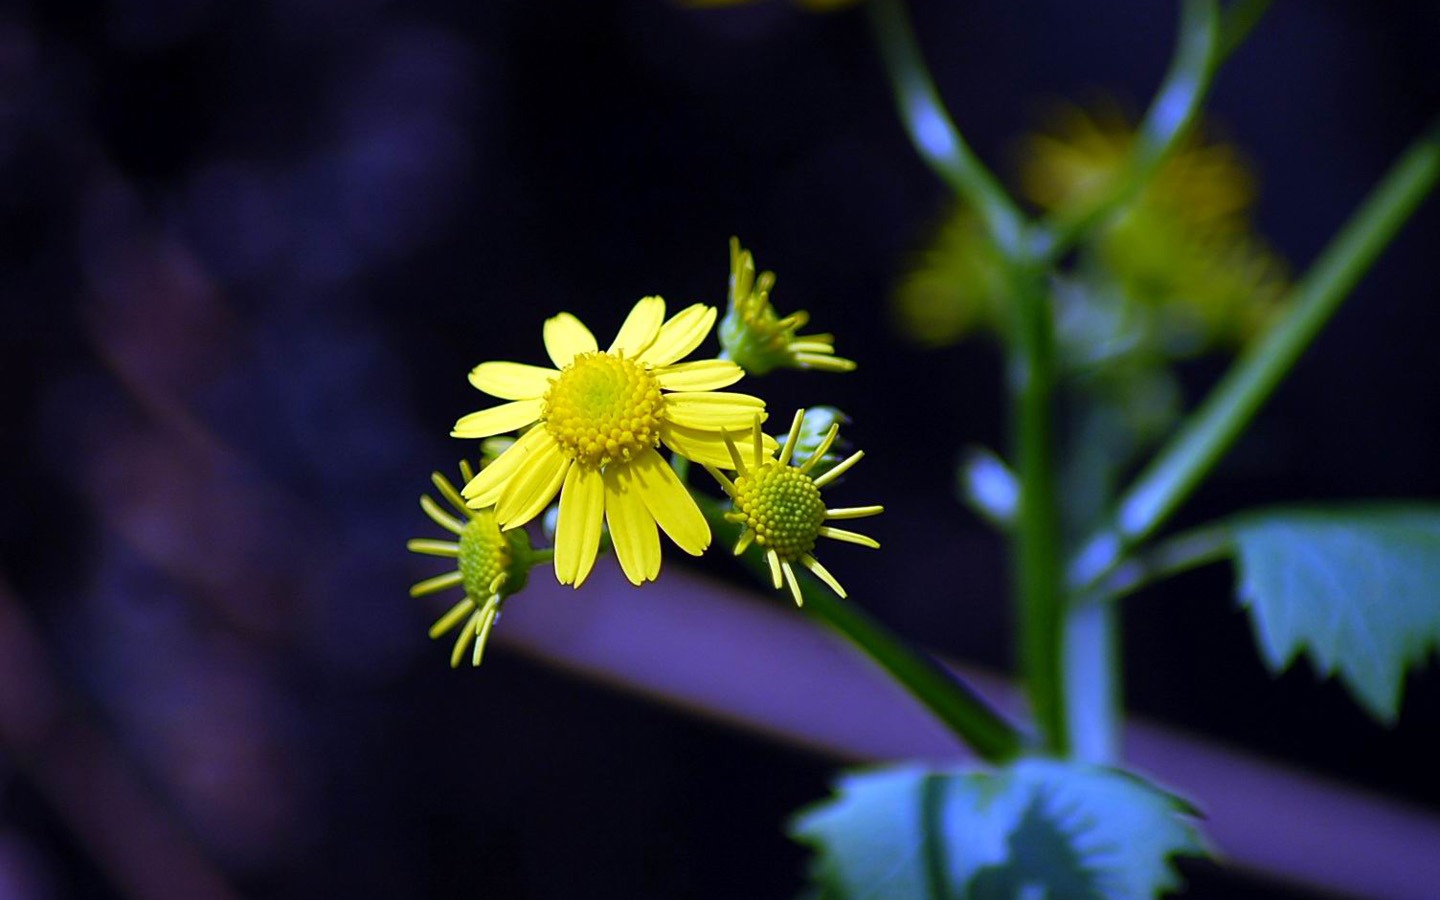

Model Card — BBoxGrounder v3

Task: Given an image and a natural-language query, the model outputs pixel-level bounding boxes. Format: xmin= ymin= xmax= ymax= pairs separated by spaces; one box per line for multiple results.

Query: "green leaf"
xmin=791 ymin=760 xmax=1205 ymax=900
xmin=1230 ymin=504 xmax=1440 ymax=723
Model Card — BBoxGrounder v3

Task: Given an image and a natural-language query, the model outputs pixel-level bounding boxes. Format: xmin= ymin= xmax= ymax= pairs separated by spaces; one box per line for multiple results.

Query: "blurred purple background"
xmin=1 ymin=0 xmax=1438 ymax=897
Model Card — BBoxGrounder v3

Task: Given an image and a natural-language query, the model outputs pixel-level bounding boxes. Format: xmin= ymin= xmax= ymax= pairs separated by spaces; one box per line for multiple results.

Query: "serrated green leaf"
xmin=790 ymin=760 xmax=1206 ymax=900
xmin=1230 ymin=504 xmax=1440 ymax=723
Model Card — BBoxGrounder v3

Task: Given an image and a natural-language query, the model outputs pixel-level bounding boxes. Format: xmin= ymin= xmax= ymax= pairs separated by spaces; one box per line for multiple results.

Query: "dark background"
xmin=1 ymin=0 xmax=1438 ymax=897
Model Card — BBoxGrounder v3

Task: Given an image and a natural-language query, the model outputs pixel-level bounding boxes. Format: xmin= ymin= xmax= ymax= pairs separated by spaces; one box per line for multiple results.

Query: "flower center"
xmin=732 ymin=462 xmax=826 ymax=560
xmin=543 ymin=351 xmax=664 ymax=469
xmin=458 ymin=511 xmax=511 ymax=598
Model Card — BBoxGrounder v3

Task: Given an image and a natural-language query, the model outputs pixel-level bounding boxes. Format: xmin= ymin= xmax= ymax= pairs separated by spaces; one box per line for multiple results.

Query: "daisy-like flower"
xmin=407 ymin=462 xmax=537 ymax=667
xmin=456 ymin=296 xmax=772 ymax=589
xmin=705 ymin=409 xmax=882 ymax=606
xmin=719 ymin=238 xmax=856 ymax=375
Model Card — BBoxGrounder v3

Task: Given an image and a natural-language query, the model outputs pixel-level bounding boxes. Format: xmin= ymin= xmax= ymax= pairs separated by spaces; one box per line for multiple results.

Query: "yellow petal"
xmin=818 ymin=525 xmax=880 ymax=549
xmin=663 ymin=392 xmax=766 ymax=431
xmin=630 ymin=448 xmax=709 ymax=555
xmin=543 ymin=312 xmax=598 ymax=369
xmin=409 ymin=570 xmax=463 ymax=598
xmin=452 ymin=398 xmax=544 ymax=439
xmin=429 ymin=597 xmax=476 ymax=638
xmin=431 ymin=471 xmax=471 ymax=518
xmin=802 ymin=554 xmax=847 ymax=598
xmin=638 ymin=304 xmax=716 ymax=367
xmin=781 ymin=560 xmax=803 ymax=607
xmin=654 ymin=359 xmax=744 ymax=392
xmin=462 ymin=426 xmax=550 ymax=506
xmin=604 ymin=465 xmax=661 ymax=585
xmin=660 ymin=422 xmax=776 ymax=469
xmin=495 ymin=438 xmax=570 ymax=528
xmin=608 ymin=295 xmax=666 ymax=357
xmin=449 ymin=610 xmax=481 ymax=668
xmin=778 ymin=408 xmax=806 ymax=466
xmin=420 ymin=495 xmax=465 ymax=534
xmin=812 ymin=450 xmax=864 ymax=488
xmin=468 ymin=362 xmax=556 ymax=401
xmin=555 ymin=465 xmax=606 ymax=587
xmin=825 ymin=505 xmax=885 ymax=520
xmin=702 ymin=463 xmax=736 ymax=495
xmin=406 ymin=538 xmax=460 ymax=557
xmin=799 ymin=424 xmax=840 ymax=473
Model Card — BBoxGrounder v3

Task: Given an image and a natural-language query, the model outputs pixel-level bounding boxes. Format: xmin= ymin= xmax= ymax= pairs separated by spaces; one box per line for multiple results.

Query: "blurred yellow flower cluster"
xmin=895 ymin=102 xmax=1288 ymax=356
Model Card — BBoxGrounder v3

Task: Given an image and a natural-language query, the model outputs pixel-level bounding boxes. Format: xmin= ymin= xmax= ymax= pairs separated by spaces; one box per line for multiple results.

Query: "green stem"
xmin=1039 ymin=0 xmax=1223 ymax=261
xmin=1055 ymin=401 xmax=1135 ymax=765
xmin=1008 ymin=260 xmax=1067 ymax=755
xmin=1062 ymin=525 xmax=1231 ymax=762
xmin=867 ymin=0 xmax=1027 ymax=257
xmin=1217 ymin=0 xmax=1274 ymax=62
xmin=1071 ymin=116 xmax=1440 ymax=590
xmin=696 ymin=496 xmax=1027 ymax=764
xmin=1063 ymin=525 xmax=1231 ymax=763
xmin=1088 ymin=524 xmax=1233 ymax=604
xmin=1062 ymin=602 xmax=1119 ymax=764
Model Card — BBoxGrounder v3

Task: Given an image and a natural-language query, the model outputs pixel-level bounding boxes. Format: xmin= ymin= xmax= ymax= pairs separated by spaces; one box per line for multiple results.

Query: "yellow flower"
xmin=891 ymin=207 xmax=1008 ymax=346
xmin=1018 ymin=101 xmax=1287 ymax=350
xmin=1019 ymin=101 xmax=1256 ymax=233
xmin=705 ymin=410 xmax=882 ymax=606
xmin=719 ymin=238 xmax=856 ymax=375
xmin=407 ymin=462 xmax=535 ymax=668
xmin=456 ymin=296 xmax=772 ymax=588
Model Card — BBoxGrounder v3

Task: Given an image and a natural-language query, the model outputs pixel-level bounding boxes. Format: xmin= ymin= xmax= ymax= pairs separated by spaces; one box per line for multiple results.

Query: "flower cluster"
xmin=407 ymin=239 xmax=881 ymax=666
xmin=896 ymin=101 xmax=1288 ymax=355
xmin=1019 ymin=102 xmax=1288 ymax=351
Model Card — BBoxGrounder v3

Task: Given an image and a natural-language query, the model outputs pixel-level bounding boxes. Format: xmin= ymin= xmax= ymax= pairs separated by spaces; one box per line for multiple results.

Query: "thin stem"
xmin=695 ymin=496 xmax=1027 ymax=764
xmin=1008 ymin=260 xmax=1067 ymax=755
xmin=1062 ymin=602 xmax=1119 ymax=764
xmin=1071 ymin=116 xmax=1440 ymax=589
xmin=1217 ymin=0 xmax=1274 ymax=63
xmin=1088 ymin=524 xmax=1233 ymax=605
xmin=868 ymin=0 xmax=1027 ymax=258
xmin=1055 ymin=400 xmax=1136 ymax=765
xmin=1038 ymin=0 xmax=1223 ymax=261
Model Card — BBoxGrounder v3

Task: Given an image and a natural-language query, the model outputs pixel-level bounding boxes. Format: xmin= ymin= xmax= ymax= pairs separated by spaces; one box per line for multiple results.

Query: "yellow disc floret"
xmin=705 ymin=410 xmax=883 ymax=607
xmin=458 ymin=510 xmax=512 ymax=600
xmin=408 ymin=462 xmax=535 ymax=668
xmin=543 ymin=351 xmax=665 ymax=469
xmin=729 ymin=463 xmax=827 ymax=560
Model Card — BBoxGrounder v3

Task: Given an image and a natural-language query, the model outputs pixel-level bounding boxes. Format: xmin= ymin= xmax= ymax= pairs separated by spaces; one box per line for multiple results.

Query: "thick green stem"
xmin=696 ymin=496 xmax=1027 ymax=764
xmin=1071 ymin=116 xmax=1440 ymax=590
xmin=868 ymin=0 xmax=1027 ymax=257
xmin=868 ymin=0 xmax=1056 ymax=756
xmin=1008 ymin=260 xmax=1067 ymax=755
